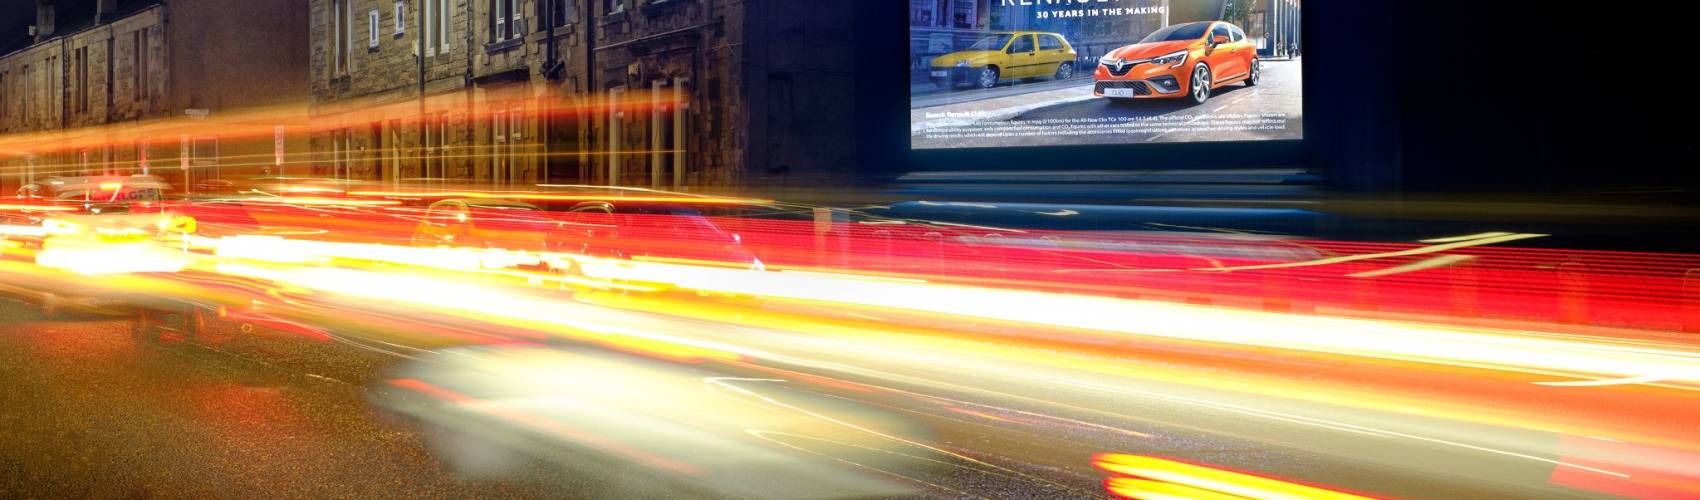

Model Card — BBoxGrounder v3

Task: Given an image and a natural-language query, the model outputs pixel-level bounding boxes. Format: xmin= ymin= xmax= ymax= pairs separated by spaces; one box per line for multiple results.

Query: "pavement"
xmin=912 ymin=57 xmax=1303 ymax=149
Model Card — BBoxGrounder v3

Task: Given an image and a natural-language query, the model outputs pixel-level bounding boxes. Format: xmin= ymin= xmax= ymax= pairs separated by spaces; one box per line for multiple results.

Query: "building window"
xmin=19 ymin=65 xmax=28 ymax=123
xmin=387 ymin=119 xmax=403 ymax=180
xmin=423 ymin=113 xmax=449 ymax=178
xmin=394 ymin=1 xmax=406 ymax=35
xmin=550 ymin=0 xmax=570 ymax=28
xmin=332 ymin=0 xmax=350 ymax=75
xmin=425 ymin=0 xmax=451 ymax=55
xmin=439 ymin=0 xmax=451 ymax=52
xmin=604 ymin=0 xmax=622 ymax=15
xmin=491 ymin=0 xmax=517 ymax=41
xmin=368 ymin=9 xmax=381 ymax=48
xmin=75 ymin=47 xmax=89 ymax=114
xmin=330 ymin=129 xmax=349 ymax=180
xmin=133 ymin=30 xmax=149 ymax=102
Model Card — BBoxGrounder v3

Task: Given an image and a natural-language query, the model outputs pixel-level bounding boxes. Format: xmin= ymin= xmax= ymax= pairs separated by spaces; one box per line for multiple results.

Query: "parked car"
xmin=930 ymin=31 xmax=1078 ymax=89
xmin=1094 ymin=21 xmax=1259 ymax=105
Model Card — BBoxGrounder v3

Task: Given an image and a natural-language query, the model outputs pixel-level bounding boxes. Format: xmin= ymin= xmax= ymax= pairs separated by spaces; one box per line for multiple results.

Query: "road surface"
xmin=0 ymin=298 xmax=562 ymax=498
xmin=0 ymin=266 xmax=1659 ymax=499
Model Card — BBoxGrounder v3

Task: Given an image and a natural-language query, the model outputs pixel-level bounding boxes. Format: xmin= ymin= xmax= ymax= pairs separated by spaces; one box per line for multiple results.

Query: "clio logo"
xmin=1113 ymin=60 xmax=1129 ymax=72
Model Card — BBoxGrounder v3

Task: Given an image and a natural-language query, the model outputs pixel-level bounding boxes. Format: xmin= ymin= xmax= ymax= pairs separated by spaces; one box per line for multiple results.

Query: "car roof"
xmin=435 ymin=198 xmax=542 ymax=210
xmin=35 ymin=175 xmax=171 ymax=191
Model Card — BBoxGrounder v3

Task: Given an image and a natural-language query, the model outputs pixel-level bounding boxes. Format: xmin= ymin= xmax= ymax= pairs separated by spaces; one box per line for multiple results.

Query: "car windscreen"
xmin=1139 ymin=23 xmax=1210 ymax=43
xmin=966 ymin=34 xmax=1014 ymax=51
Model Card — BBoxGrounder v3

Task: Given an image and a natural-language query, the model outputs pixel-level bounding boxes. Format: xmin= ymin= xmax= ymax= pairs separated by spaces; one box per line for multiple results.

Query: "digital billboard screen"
xmin=909 ymin=0 xmax=1302 ymax=150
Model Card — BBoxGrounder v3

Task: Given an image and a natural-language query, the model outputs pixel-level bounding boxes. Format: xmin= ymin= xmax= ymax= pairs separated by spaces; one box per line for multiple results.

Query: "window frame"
xmin=394 ymin=1 xmax=406 ymax=36
xmin=368 ymin=9 xmax=381 ymax=49
xmin=424 ymin=0 xmax=451 ymax=56
xmin=1007 ymin=34 xmax=1035 ymax=54
xmin=133 ymin=29 xmax=148 ymax=102
xmin=1038 ymin=34 xmax=1063 ymax=51
xmin=438 ymin=0 xmax=452 ymax=53
xmin=331 ymin=0 xmax=350 ymax=75
xmin=1210 ymin=23 xmax=1231 ymax=43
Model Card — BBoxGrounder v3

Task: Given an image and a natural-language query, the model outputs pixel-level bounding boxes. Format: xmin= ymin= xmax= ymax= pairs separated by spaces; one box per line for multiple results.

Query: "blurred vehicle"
xmin=373 ymin=345 xmax=925 ymax=499
xmin=192 ymin=179 xmax=238 ymax=195
xmin=0 ymin=210 xmax=197 ymax=319
xmin=12 ymin=175 xmax=172 ymax=215
xmin=232 ymin=176 xmax=368 ymax=197
xmin=3 ymin=176 xmax=182 ymax=251
xmin=1095 ymin=21 xmax=1258 ymax=105
xmin=410 ymin=198 xmax=555 ymax=251
xmin=547 ymin=199 xmax=761 ymax=271
xmin=931 ymin=31 xmax=1078 ymax=89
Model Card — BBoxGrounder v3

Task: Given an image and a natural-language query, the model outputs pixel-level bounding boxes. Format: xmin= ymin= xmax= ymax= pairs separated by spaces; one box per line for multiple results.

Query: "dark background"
xmin=858 ymin=1 xmax=1700 ymax=195
xmin=7 ymin=1 xmax=1697 ymax=195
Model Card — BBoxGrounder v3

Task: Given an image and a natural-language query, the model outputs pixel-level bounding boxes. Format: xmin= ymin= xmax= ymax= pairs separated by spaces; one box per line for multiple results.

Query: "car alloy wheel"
xmin=1190 ymin=64 xmax=1212 ymax=104
xmin=1056 ymin=63 xmax=1074 ymax=80
xmin=979 ymin=67 xmax=999 ymax=89
xmin=1247 ymin=59 xmax=1260 ymax=86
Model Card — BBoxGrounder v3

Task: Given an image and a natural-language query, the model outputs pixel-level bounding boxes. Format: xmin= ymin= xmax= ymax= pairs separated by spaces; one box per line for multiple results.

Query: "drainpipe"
xmin=464 ymin=0 xmax=475 ymax=185
xmin=59 ymin=38 xmax=68 ymax=132
xmin=416 ymin=0 xmax=425 ymax=184
xmin=585 ymin=0 xmax=599 ymax=184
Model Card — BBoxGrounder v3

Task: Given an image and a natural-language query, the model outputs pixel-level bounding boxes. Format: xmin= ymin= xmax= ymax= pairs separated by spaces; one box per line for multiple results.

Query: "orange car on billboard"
xmin=1094 ymin=21 xmax=1259 ymax=105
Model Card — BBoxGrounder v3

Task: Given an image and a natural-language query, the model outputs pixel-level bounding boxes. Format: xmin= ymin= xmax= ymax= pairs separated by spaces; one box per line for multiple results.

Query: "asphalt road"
xmin=0 ymin=273 xmax=1638 ymax=500
xmin=0 ymin=298 xmax=561 ymax=499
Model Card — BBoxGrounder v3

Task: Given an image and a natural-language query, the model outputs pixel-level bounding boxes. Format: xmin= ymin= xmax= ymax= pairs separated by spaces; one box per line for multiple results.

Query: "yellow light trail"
xmin=572 ymin=258 xmax=1700 ymax=387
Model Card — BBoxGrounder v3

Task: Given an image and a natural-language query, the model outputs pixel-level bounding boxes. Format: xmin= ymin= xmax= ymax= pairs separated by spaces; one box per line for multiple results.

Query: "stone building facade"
xmin=0 ymin=0 xmax=309 ymax=194
xmin=307 ymin=0 xmax=857 ymax=193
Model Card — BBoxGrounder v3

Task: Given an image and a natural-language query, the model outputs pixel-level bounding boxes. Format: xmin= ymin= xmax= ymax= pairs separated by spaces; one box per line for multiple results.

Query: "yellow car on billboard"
xmin=929 ymin=32 xmax=1078 ymax=89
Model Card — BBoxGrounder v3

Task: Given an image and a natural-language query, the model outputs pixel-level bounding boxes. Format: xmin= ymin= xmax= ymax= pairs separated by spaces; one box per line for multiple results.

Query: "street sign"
xmin=274 ymin=126 xmax=286 ymax=166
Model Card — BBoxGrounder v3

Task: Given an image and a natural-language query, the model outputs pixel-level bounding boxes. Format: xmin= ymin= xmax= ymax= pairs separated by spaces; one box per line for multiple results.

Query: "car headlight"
xmin=1152 ymin=50 xmax=1188 ymax=68
xmin=955 ymin=60 xmax=970 ymax=68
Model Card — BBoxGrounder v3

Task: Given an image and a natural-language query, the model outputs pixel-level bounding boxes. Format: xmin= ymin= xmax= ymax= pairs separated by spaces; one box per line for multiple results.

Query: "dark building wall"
xmin=305 ymin=0 xmax=861 ymax=193
xmin=742 ymin=0 xmax=858 ymax=194
xmin=0 ymin=41 xmax=66 ymax=135
xmin=1389 ymin=2 xmax=1700 ymax=193
xmin=1 ymin=0 xmax=312 ymax=192
xmin=168 ymin=0 xmax=310 ymax=112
